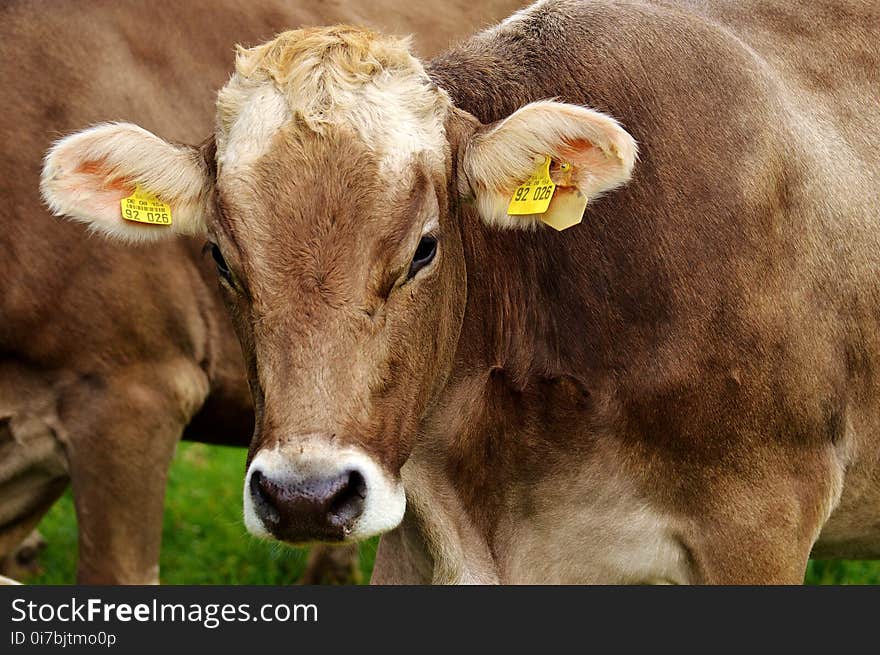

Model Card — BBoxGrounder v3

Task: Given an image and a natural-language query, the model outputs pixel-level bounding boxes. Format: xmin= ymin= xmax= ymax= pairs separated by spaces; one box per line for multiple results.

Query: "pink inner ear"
xmin=560 ymin=138 xmax=600 ymax=167
xmin=74 ymin=160 xmax=134 ymax=194
xmin=54 ymin=158 xmax=138 ymax=228
xmin=560 ymin=138 xmax=623 ymax=189
xmin=74 ymin=159 xmax=107 ymax=176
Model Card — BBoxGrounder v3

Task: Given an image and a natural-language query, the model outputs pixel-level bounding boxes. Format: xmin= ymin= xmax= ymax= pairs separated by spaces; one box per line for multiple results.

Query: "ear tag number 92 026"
xmin=120 ymin=185 xmax=172 ymax=225
xmin=507 ymin=157 xmax=587 ymax=231
xmin=507 ymin=155 xmax=556 ymax=216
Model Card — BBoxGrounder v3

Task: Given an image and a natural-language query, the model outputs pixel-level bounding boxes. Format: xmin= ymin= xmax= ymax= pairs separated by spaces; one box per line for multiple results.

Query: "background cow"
xmin=1 ymin=0 xmax=523 ymax=583
xmin=43 ymin=0 xmax=880 ymax=583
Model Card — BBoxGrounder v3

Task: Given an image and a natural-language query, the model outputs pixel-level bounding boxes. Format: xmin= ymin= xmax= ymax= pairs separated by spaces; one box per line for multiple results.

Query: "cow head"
xmin=41 ymin=27 xmax=636 ymax=545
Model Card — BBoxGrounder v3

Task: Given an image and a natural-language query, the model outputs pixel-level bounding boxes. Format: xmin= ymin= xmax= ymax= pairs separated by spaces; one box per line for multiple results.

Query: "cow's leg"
xmin=679 ymin=455 xmax=841 ymax=585
xmin=300 ymin=544 xmax=361 ymax=584
xmin=68 ymin=428 xmax=176 ymax=585
xmin=62 ymin=364 xmax=209 ymax=584
xmin=686 ymin=523 xmax=815 ymax=585
xmin=679 ymin=513 xmax=811 ymax=584
xmin=0 ymin=406 xmax=69 ymax=578
xmin=66 ymin=411 xmax=179 ymax=584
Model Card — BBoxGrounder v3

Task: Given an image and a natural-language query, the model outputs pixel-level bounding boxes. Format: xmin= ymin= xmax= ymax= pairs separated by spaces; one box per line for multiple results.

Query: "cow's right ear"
xmin=457 ymin=101 xmax=637 ymax=230
xmin=41 ymin=123 xmax=211 ymax=243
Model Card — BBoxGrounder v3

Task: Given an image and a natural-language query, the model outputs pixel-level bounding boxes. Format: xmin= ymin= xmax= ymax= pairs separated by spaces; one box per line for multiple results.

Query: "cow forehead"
xmin=214 ymin=26 xmax=451 ymax=179
xmin=213 ymin=123 xmax=439 ymax=300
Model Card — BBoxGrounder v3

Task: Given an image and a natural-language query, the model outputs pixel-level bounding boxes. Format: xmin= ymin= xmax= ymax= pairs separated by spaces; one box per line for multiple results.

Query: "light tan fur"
xmin=463 ymin=100 xmax=638 ymax=228
xmin=41 ymin=123 xmax=210 ymax=242
xmin=19 ymin=0 xmax=526 ymax=584
xmin=43 ymin=1 xmax=880 ymax=585
xmin=217 ymin=27 xmax=451 ymax=178
xmin=47 ymin=30 xmax=632 ymax=242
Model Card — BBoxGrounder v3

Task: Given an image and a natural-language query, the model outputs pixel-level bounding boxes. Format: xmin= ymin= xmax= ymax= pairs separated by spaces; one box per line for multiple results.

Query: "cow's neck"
xmin=386 ymin=202 xmax=607 ymax=582
xmin=352 ymin=44 xmax=624 ymax=581
xmin=391 ymin=43 xmax=620 ymax=583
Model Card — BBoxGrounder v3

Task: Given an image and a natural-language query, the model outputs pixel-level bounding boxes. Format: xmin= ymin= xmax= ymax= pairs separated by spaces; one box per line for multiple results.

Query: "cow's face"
xmin=41 ymin=27 xmax=636 ymax=545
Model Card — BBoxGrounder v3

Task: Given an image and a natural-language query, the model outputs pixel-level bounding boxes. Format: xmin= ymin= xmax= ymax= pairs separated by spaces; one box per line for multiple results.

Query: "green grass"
xmin=805 ymin=559 xmax=880 ymax=585
xmin=23 ymin=442 xmax=880 ymax=585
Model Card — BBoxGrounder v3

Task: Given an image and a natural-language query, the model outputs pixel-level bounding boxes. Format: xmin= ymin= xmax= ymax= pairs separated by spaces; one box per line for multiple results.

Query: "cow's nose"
xmin=249 ymin=468 xmax=367 ymax=542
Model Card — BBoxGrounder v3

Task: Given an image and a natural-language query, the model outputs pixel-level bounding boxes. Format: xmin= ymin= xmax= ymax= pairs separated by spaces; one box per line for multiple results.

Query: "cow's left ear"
xmin=459 ymin=100 xmax=637 ymax=229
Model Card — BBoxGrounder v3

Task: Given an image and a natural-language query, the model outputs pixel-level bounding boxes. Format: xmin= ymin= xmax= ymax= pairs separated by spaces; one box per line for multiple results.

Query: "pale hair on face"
xmin=215 ymin=26 xmax=452 ymax=177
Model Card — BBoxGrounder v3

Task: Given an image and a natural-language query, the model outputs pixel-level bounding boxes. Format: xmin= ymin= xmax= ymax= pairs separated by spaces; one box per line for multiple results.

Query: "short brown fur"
xmin=4 ymin=0 xmax=523 ymax=583
xmin=214 ymin=1 xmax=880 ymax=583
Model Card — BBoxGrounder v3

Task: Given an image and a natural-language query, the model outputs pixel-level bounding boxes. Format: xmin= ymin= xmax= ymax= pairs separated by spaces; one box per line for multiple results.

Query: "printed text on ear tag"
xmin=120 ymin=185 xmax=172 ymax=225
xmin=507 ymin=155 xmax=556 ymax=216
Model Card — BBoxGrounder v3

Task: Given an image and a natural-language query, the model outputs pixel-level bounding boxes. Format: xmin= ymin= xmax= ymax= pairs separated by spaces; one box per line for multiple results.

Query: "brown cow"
xmin=42 ymin=0 xmax=880 ymax=583
xmin=3 ymin=0 xmax=523 ymax=583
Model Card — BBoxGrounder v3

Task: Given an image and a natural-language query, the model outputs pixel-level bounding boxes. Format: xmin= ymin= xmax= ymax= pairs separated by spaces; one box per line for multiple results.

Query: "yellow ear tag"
xmin=507 ymin=159 xmax=587 ymax=231
xmin=507 ymin=155 xmax=556 ymax=216
xmin=120 ymin=185 xmax=172 ymax=225
xmin=539 ymin=183 xmax=588 ymax=231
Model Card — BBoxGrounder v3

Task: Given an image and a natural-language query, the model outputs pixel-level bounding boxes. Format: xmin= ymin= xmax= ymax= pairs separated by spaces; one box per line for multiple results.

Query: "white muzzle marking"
xmin=243 ymin=441 xmax=406 ymax=543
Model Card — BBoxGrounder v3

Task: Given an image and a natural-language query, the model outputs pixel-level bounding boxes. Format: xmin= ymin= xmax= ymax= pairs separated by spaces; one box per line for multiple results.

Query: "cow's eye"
xmin=210 ymin=243 xmax=233 ymax=283
xmin=407 ymin=235 xmax=437 ymax=279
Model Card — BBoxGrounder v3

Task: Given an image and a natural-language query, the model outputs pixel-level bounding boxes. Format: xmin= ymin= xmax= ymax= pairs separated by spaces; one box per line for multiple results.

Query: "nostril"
xmin=250 ymin=469 xmax=280 ymax=526
xmin=328 ymin=469 xmax=367 ymax=527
